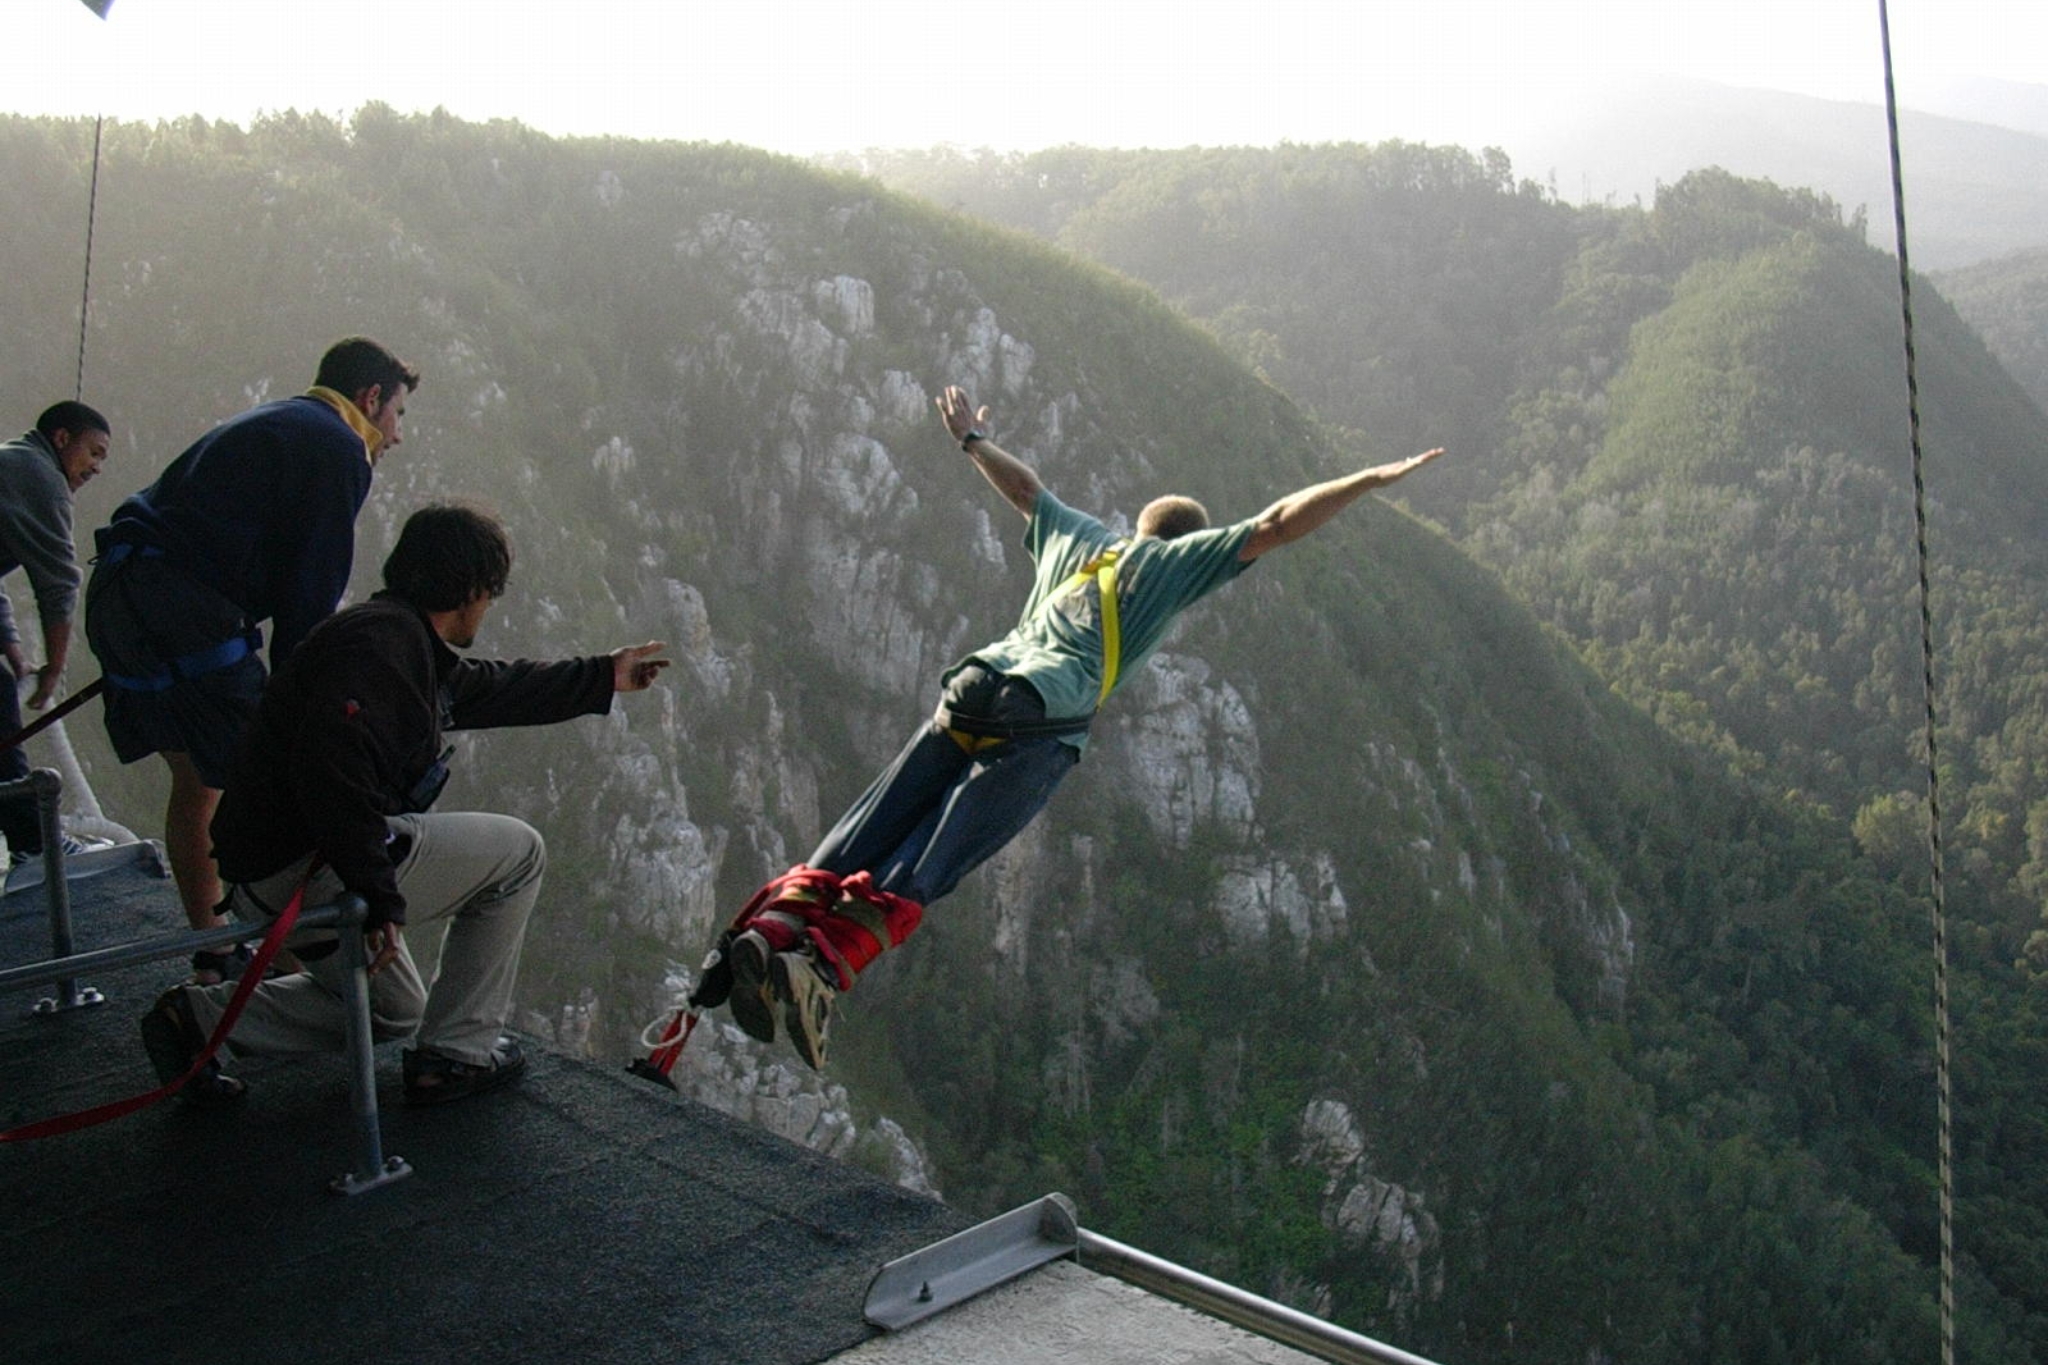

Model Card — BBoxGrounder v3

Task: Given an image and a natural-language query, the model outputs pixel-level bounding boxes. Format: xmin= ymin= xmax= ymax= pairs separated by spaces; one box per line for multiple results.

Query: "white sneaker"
xmin=7 ymin=834 xmax=123 ymax=890
xmin=769 ymin=950 xmax=837 ymax=1070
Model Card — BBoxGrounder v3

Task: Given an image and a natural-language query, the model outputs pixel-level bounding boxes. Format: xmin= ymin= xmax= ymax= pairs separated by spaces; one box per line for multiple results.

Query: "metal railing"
xmin=0 ymin=772 xmax=410 ymax=1195
xmin=1079 ymin=1227 xmax=1442 ymax=1365
xmin=866 ymin=1192 xmax=1444 ymax=1365
xmin=2 ymin=770 xmax=96 ymax=1013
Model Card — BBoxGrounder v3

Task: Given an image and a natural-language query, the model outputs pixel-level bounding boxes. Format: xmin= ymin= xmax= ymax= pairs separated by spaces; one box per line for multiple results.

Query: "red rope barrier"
xmin=0 ymin=885 xmax=305 ymax=1142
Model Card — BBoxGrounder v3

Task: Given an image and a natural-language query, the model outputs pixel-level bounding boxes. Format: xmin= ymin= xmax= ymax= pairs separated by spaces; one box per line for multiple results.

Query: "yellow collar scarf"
xmin=304 ymin=385 xmax=385 ymax=464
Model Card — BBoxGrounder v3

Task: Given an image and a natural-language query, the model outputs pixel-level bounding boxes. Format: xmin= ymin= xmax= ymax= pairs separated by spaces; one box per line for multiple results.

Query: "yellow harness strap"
xmin=1090 ymin=547 xmax=1123 ymax=708
xmin=1037 ymin=542 xmax=1124 ymax=708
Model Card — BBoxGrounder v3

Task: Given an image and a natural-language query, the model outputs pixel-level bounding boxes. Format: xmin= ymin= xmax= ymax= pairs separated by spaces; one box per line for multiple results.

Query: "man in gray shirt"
xmin=703 ymin=385 xmax=1441 ymax=1068
xmin=0 ymin=401 xmax=110 ymax=864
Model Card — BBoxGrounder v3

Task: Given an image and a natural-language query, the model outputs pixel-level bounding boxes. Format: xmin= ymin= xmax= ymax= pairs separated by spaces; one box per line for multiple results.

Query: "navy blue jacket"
xmin=98 ymin=394 xmax=373 ymax=667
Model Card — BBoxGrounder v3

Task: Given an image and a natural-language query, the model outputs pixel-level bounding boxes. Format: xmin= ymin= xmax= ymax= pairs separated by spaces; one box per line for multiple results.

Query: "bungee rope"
xmin=0 ymin=883 xmax=306 ymax=1142
xmin=75 ymin=113 xmax=102 ymax=402
xmin=1876 ymin=4 xmax=1954 ymax=1361
xmin=627 ymin=1003 xmax=701 ymax=1090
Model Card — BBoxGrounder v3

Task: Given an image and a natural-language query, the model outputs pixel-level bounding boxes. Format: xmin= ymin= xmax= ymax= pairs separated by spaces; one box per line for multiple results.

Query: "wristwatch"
xmin=960 ymin=430 xmax=986 ymax=452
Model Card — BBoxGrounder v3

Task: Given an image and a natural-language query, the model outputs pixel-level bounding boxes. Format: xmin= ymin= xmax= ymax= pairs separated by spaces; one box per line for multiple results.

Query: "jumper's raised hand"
xmin=934 ymin=385 xmax=1042 ymax=519
xmin=935 ymin=386 xmax=992 ymax=445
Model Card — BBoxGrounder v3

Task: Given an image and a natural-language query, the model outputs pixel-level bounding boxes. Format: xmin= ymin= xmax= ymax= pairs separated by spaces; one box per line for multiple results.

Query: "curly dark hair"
xmin=381 ymin=504 xmax=511 ymax=612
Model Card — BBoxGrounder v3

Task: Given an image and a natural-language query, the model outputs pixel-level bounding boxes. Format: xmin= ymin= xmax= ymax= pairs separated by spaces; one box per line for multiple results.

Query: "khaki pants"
xmin=187 ymin=811 xmax=546 ymax=1066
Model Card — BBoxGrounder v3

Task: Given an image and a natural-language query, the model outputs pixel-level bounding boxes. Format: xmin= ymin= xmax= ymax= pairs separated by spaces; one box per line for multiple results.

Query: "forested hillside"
xmin=1 ymin=112 xmax=2038 ymax=1362
xmin=1503 ymin=82 xmax=2048 ymax=271
xmin=851 ymin=145 xmax=2048 ymax=901
xmin=1940 ymin=246 xmax=2048 ymax=413
xmin=852 ymin=140 xmax=2048 ymax=1357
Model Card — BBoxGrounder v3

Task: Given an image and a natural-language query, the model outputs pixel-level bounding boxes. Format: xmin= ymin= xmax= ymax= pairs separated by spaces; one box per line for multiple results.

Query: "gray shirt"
xmin=0 ymin=431 xmax=80 ymax=647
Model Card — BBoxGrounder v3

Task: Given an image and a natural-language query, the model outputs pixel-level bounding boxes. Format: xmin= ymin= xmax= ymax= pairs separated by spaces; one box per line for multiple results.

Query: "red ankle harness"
xmin=628 ymin=866 xmax=924 ymax=1088
xmin=736 ymin=866 xmax=922 ymax=991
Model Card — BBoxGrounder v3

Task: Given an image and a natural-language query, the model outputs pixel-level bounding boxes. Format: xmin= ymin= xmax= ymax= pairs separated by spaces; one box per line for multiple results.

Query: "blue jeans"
xmin=808 ymin=666 xmax=1080 ymax=907
xmin=0 ymin=667 xmax=38 ymax=857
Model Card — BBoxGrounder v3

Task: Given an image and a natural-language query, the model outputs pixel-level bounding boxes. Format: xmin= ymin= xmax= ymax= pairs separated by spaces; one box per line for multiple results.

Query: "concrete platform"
xmin=0 ymin=865 xmax=1337 ymax=1365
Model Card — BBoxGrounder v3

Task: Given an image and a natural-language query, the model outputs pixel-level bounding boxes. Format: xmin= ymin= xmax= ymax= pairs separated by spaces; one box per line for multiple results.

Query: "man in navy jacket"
xmin=86 ymin=337 xmax=418 ymax=971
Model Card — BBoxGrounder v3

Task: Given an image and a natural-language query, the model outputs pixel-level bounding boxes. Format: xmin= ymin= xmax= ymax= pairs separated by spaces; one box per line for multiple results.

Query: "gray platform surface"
xmin=1 ymin=866 xmax=971 ymax=1365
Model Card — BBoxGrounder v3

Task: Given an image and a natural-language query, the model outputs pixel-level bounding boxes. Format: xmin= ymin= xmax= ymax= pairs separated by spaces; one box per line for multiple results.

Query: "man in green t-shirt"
xmin=701 ymin=385 xmax=1442 ymax=1067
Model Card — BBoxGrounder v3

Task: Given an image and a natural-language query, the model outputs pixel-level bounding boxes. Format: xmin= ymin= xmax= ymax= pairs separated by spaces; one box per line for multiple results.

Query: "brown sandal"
xmin=139 ymin=986 xmax=247 ymax=1106
xmin=402 ymin=1039 xmax=527 ymax=1107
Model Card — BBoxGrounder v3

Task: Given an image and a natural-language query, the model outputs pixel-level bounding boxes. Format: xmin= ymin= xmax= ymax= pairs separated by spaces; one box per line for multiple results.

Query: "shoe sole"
xmin=138 ymin=1001 xmax=191 ymax=1086
xmin=725 ymin=934 xmax=777 ymax=1044
xmin=769 ymin=954 xmax=831 ymax=1070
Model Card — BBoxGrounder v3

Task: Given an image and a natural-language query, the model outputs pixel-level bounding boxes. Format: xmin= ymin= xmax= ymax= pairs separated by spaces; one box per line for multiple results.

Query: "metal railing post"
xmin=2 ymin=895 xmax=415 ymax=1194
xmin=329 ymin=897 xmax=410 ymax=1196
xmin=26 ymin=768 xmax=101 ymax=1015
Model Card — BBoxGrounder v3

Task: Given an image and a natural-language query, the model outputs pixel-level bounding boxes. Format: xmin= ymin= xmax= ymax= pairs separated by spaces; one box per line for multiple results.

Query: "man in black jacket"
xmin=140 ymin=504 xmax=668 ymax=1105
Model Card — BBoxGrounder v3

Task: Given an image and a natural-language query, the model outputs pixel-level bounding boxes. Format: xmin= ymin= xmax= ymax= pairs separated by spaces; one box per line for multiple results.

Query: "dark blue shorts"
xmin=85 ymin=554 xmax=265 ymax=790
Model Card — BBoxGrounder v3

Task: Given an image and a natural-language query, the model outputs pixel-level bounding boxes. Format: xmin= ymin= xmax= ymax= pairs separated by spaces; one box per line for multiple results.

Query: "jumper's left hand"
xmin=611 ymin=642 xmax=671 ymax=693
xmin=1371 ymin=447 xmax=1446 ymax=488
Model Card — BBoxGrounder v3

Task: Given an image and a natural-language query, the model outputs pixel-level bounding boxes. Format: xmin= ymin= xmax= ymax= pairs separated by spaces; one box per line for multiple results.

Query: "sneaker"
xmin=724 ymin=929 xmax=777 ymax=1044
xmin=9 ymin=834 xmax=105 ymax=868
xmin=402 ymin=1037 xmax=527 ymax=1107
xmin=9 ymin=836 xmax=120 ymax=889
xmin=138 ymin=985 xmax=246 ymax=1106
xmin=769 ymin=950 xmax=836 ymax=1070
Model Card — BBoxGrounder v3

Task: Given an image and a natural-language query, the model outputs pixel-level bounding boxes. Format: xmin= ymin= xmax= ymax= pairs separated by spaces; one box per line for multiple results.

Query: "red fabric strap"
xmin=803 ymin=873 xmax=923 ymax=991
xmin=727 ymin=866 xmax=923 ymax=992
xmin=643 ymin=1007 xmax=699 ymax=1077
xmin=0 ymin=884 xmax=308 ymax=1143
xmin=725 ymin=865 xmax=842 ymax=932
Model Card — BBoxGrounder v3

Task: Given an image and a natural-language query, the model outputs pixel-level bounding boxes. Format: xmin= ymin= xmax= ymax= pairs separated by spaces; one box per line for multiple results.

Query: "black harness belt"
xmin=934 ymin=703 xmax=1093 ymax=741
xmin=934 ymin=542 xmax=1124 ymax=751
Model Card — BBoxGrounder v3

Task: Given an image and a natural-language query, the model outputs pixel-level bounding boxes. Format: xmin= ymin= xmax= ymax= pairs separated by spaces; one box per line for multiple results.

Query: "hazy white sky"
xmin=9 ymin=0 xmax=2045 ymax=154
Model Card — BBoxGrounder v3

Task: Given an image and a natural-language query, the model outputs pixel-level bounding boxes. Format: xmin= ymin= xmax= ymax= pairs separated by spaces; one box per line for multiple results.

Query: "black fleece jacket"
xmin=210 ymin=591 xmax=613 ymax=928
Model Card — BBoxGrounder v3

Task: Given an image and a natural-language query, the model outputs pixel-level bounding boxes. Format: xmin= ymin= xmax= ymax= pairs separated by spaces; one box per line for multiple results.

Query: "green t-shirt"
xmin=952 ymin=490 xmax=1255 ymax=749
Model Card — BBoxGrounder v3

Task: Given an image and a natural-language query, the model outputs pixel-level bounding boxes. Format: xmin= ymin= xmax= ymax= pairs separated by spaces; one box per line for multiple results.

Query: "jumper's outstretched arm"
xmin=1239 ymin=448 xmax=1444 ymax=562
